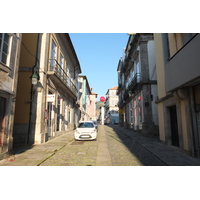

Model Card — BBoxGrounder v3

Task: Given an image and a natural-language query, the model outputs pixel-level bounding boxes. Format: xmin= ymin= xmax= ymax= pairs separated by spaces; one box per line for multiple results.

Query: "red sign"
xmin=100 ymin=96 xmax=105 ymax=102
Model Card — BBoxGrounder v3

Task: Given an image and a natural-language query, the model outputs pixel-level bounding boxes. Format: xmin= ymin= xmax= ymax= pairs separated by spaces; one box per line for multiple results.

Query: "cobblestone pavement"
xmin=1 ymin=125 xmax=200 ymax=166
xmin=105 ymin=125 xmax=166 ymax=166
xmin=39 ymin=136 xmax=98 ymax=166
xmin=105 ymin=125 xmax=144 ymax=166
xmin=40 ymin=124 xmax=158 ymax=166
xmin=43 ymin=125 xmax=165 ymax=166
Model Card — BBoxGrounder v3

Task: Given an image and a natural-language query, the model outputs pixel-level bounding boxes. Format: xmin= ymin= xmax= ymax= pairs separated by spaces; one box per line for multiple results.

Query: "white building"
xmin=105 ymin=86 xmax=119 ymax=124
xmin=117 ymin=33 xmax=158 ymax=135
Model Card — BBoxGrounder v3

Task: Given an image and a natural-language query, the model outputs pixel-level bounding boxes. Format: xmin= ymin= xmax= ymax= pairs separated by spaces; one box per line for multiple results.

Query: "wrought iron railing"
xmin=123 ymin=73 xmax=141 ymax=99
xmin=49 ymin=59 xmax=78 ymax=96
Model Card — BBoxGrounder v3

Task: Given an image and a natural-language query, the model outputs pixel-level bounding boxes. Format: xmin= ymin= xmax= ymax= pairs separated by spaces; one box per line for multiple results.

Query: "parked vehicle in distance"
xmin=74 ymin=121 xmax=97 ymax=140
xmin=92 ymin=120 xmax=98 ymax=131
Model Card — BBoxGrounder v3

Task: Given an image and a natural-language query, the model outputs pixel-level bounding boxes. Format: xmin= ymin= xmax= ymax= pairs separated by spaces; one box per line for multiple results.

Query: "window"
xmin=78 ymin=122 xmax=94 ymax=128
xmin=50 ymin=39 xmax=57 ymax=70
xmin=59 ymin=53 xmax=64 ymax=78
xmin=181 ymin=33 xmax=197 ymax=46
xmin=166 ymin=33 xmax=197 ymax=59
xmin=66 ymin=61 xmax=69 ymax=75
xmin=59 ymin=53 xmax=64 ymax=68
xmin=0 ymin=33 xmax=10 ymax=65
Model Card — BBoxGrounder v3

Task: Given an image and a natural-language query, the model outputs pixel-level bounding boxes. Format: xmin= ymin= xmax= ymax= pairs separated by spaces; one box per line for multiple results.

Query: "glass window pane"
xmin=51 ymin=40 xmax=56 ymax=59
xmin=3 ymin=43 xmax=8 ymax=53
xmin=60 ymin=54 xmax=63 ymax=67
xmin=1 ymin=53 xmax=7 ymax=64
xmin=4 ymin=34 xmax=9 ymax=44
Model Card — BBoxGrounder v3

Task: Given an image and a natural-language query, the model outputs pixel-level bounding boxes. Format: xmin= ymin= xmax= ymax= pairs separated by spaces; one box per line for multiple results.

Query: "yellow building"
xmin=154 ymin=33 xmax=200 ymax=157
xmin=13 ymin=33 xmax=81 ymax=146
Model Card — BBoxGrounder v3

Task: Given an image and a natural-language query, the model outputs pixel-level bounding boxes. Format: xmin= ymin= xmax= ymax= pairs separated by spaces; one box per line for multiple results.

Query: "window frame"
xmin=49 ymin=38 xmax=58 ymax=70
xmin=0 ymin=33 xmax=13 ymax=76
xmin=0 ymin=33 xmax=10 ymax=65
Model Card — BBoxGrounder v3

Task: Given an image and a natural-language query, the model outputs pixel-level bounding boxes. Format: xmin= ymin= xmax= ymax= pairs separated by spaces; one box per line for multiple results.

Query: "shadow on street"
xmin=106 ymin=125 xmax=167 ymax=166
xmin=12 ymin=144 xmax=33 ymax=155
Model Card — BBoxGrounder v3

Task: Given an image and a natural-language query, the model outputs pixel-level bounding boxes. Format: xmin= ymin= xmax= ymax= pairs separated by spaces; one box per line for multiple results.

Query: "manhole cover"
xmin=70 ymin=141 xmax=84 ymax=145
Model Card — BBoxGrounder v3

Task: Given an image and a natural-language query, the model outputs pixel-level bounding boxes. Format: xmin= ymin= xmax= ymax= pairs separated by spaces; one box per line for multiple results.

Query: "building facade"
xmin=0 ymin=33 xmax=22 ymax=159
xmin=78 ymin=75 xmax=92 ymax=122
xmin=105 ymin=86 xmax=119 ymax=124
xmin=154 ymin=33 xmax=200 ymax=157
xmin=13 ymin=33 xmax=81 ymax=146
xmin=90 ymin=91 xmax=98 ymax=121
xmin=117 ymin=33 xmax=158 ymax=135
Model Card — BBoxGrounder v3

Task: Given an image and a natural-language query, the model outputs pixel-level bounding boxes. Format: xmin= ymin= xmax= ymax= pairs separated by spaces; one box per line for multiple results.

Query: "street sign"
xmin=119 ymin=109 xmax=124 ymax=114
xmin=47 ymin=94 xmax=55 ymax=102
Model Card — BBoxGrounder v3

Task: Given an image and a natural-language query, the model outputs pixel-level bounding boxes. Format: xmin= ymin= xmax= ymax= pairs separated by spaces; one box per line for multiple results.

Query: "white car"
xmin=74 ymin=121 xmax=97 ymax=140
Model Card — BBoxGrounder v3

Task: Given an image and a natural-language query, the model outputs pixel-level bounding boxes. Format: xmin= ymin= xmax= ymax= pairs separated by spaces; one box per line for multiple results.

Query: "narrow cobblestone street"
xmin=38 ymin=125 xmax=165 ymax=166
xmin=1 ymin=125 xmax=200 ymax=166
xmin=106 ymin=126 xmax=165 ymax=166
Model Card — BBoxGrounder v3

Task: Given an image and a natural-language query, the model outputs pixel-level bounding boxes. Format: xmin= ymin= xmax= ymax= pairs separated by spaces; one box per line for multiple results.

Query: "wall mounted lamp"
xmin=30 ymin=71 xmax=39 ymax=85
xmin=30 ymin=70 xmax=43 ymax=92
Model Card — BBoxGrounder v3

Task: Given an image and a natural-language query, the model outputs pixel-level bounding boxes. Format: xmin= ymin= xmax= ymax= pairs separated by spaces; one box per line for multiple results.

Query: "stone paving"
xmin=105 ymin=125 xmax=143 ymax=166
xmin=1 ymin=125 xmax=200 ymax=166
xmin=96 ymin=125 xmax=112 ymax=166
xmin=40 ymin=136 xmax=98 ymax=166
xmin=0 ymin=131 xmax=75 ymax=166
xmin=110 ymin=125 xmax=200 ymax=166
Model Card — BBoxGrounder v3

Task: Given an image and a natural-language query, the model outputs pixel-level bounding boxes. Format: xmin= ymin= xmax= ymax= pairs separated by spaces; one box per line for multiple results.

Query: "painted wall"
xmin=154 ymin=33 xmax=166 ymax=99
xmin=165 ymin=34 xmax=200 ymax=92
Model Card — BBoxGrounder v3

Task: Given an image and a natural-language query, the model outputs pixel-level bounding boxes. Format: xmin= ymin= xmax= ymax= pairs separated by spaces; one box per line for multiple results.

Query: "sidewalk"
xmin=0 ymin=131 xmax=75 ymax=166
xmin=113 ymin=125 xmax=200 ymax=166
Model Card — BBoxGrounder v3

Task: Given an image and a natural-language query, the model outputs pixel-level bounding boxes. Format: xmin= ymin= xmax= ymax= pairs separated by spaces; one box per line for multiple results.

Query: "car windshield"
xmin=78 ymin=122 xmax=94 ymax=128
xmin=92 ymin=121 xmax=97 ymax=125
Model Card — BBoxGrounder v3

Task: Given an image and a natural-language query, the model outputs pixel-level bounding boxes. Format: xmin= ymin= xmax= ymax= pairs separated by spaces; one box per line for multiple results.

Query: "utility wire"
xmin=15 ymin=34 xmax=38 ymax=63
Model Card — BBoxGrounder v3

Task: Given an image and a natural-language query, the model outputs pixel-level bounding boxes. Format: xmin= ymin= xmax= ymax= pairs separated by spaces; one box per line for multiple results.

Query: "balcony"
xmin=47 ymin=59 xmax=78 ymax=97
xmin=165 ymin=34 xmax=200 ymax=92
xmin=123 ymin=73 xmax=141 ymax=99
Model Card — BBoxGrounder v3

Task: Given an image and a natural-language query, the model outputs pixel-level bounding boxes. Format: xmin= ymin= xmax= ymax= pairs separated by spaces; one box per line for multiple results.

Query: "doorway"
xmin=169 ymin=105 xmax=179 ymax=147
xmin=47 ymin=102 xmax=54 ymax=137
xmin=0 ymin=97 xmax=6 ymax=148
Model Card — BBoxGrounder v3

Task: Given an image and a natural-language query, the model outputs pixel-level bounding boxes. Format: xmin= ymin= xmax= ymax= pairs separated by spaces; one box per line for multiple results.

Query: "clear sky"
xmin=69 ymin=33 xmax=129 ymax=100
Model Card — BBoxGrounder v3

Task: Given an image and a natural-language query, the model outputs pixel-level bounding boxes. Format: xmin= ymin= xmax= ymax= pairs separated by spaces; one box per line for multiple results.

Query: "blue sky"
xmin=69 ymin=33 xmax=129 ymax=100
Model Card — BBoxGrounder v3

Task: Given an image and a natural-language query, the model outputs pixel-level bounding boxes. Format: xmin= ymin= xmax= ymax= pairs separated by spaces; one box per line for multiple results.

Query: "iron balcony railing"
xmin=49 ymin=59 xmax=78 ymax=96
xmin=123 ymin=73 xmax=141 ymax=99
